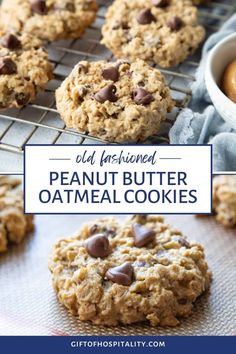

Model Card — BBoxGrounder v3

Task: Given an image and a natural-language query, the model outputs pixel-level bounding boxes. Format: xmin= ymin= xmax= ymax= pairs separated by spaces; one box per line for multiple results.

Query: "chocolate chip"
xmin=99 ymin=128 xmax=106 ymax=135
xmin=95 ymin=84 xmax=118 ymax=103
xmin=65 ymin=3 xmax=75 ymax=12
xmin=102 ymin=67 xmax=119 ymax=82
xmin=0 ymin=57 xmax=17 ymax=75
xmin=106 ymin=262 xmax=134 ymax=286
xmin=178 ymin=298 xmax=188 ymax=305
xmin=133 ymin=88 xmax=154 ymax=105
xmin=175 ymin=237 xmax=190 ymax=248
xmin=111 ymin=24 xmax=120 ymax=30
xmin=122 ymin=23 xmax=130 ymax=30
xmin=167 ymin=16 xmax=183 ymax=32
xmin=85 ymin=234 xmax=110 ymax=258
xmin=137 ymin=9 xmax=156 ymax=25
xmin=138 ymin=81 xmax=145 ymax=87
xmin=0 ymin=102 xmax=7 ymax=109
xmin=132 ymin=223 xmax=155 ymax=247
xmin=152 ymin=0 xmax=169 ymax=7
xmin=30 ymin=0 xmax=47 ymax=15
xmin=15 ymin=92 xmax=30 ymax=106
xmin=0 ymin=33 xmax=21 ymax=50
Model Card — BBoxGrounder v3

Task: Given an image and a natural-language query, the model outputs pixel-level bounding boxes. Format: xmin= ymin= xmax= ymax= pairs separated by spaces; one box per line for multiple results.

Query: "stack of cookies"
xmin=0 ymin=0 xmax=207 ymax=143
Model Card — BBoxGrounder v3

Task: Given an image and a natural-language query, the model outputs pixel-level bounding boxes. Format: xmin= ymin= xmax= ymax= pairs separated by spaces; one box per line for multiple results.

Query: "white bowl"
xmin=205 ymin=32 xmax=236 ymax=129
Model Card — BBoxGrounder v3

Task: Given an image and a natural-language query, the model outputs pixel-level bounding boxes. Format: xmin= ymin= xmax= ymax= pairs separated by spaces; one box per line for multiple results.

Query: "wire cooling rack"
xmin=0 ymin=0 xmax=236 ymax=171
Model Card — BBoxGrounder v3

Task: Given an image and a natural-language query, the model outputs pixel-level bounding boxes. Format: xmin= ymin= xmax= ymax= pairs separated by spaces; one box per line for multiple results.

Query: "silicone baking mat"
xmin=0 ymin=214 xmax=235 ymax=336
xmin=0 ymin=0 xmax=236 ymax=172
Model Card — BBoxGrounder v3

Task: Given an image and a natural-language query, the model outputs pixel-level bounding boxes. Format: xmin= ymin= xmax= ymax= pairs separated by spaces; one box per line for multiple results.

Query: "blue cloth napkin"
xmin=169 ymin=14 xmax=236 ymax=172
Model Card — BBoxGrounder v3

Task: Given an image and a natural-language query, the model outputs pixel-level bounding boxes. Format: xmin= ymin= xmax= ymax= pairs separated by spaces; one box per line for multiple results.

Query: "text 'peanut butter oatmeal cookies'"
xmin=49 ymin=215 xmax=212 ymax=327
xmin=213 ymin=176 xmax=236 ymax=228
xmin=0 ymin=31 xmax=53 ymax=110
xmin=0 ymin=0 xmax=98 ymax=42
xmin=0 ymin=176 xmax=34 ymax=253
xmin=101 ymin=0 xmax=205 ymax=68
xmin=56 ymin=59 xmax=174 ymax=143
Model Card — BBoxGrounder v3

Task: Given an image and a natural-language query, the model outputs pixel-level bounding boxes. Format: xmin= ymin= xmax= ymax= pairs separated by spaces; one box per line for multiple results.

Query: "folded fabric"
xmin=169 ymin=13 xmax=236 ymax=172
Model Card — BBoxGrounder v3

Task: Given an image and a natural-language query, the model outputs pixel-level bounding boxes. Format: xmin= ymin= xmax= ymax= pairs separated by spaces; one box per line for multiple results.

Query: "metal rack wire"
xmin=0 ymin=0 xmax=235 ymax=160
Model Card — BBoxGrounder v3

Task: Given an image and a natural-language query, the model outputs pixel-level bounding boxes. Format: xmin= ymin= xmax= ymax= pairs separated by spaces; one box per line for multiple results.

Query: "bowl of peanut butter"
xmin=205 ymin=33 xmax=236 ymax=129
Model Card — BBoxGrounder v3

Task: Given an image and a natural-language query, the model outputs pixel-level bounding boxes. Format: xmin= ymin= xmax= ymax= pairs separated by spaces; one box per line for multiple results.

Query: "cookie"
xmin=213 ymin=176 xmax=236 ymax=228
xmin=49 ymin=215 xmax=211 ymax=326
xmin=0 ymin=31 xmax=53 ymax=110
xmin=56 ymin=59 xmax=173 ymax=143
xmin=101 ymin=0 xmax=205 ymax=68
xmin=191 ymin=0 xmax=210 ymax=4
xmin=0 ymin=0 xmax=98 ymax=42
xmin=0 ymin=176 xmax=34 ymax=253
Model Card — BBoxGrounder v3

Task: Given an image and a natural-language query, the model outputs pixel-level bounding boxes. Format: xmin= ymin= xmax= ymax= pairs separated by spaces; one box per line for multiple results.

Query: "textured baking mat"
xmin=0 ymin=214 xmax=235 ymax=336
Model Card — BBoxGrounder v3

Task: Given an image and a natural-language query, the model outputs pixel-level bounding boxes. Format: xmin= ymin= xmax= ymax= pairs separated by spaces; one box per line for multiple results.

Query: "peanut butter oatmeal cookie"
xmin=101 ymin=0 xmax=205 ymax=68
xmin=213 ymin=175 xmax=236 ymax=228
xmin=0 ymin=176 xmax=34 ymax=253
xmin=0 ymin=0 xmax=97 ymax=42
xmin=191 ymin=0 xmax=210 ymax=5
xmin=0 ymin=31 xmax=53 ymax=110
xmin=56 ymin=59 xmax=173 ymax=143
xmin=49 ymin=215 xmax=211 ymax=326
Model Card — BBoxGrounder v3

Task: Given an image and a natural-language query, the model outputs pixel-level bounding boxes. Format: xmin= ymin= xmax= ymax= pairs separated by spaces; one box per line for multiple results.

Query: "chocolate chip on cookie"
xmin=95 ymin=84 xmax=118 ymax=103
xmin=173 ymin=236 xmax=190 ymax=248
xmin=152 ymin=0 xmax=170 ymax=7
xmin=132 ymin=223 xmax=156 ymax=247
xmin=133 ymin=88 xmax=154 ymax=105
xmin=0 ymin=33 xmax=21 ymax=50
xmin=30 ymin=0 xmax=47 ymax=15
xmin=178 ymin=298 xmax=188 ymax=305
xmin=15 ymin=92 xmax=30 ymax=106
xmin=106 ymin=262 xmax=134 ymax=286
xmin=0 ymin=57 xmax=17 ymax=75
xmin=85 ymin=234 xmax=110 ymax=258
xmin=167 ymin=16 xmax=183 ymax=32
xmin=137 ymin=9 xmax=156 ymax=25
xmin=102 ymin=67 xmax=119 ymax=82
